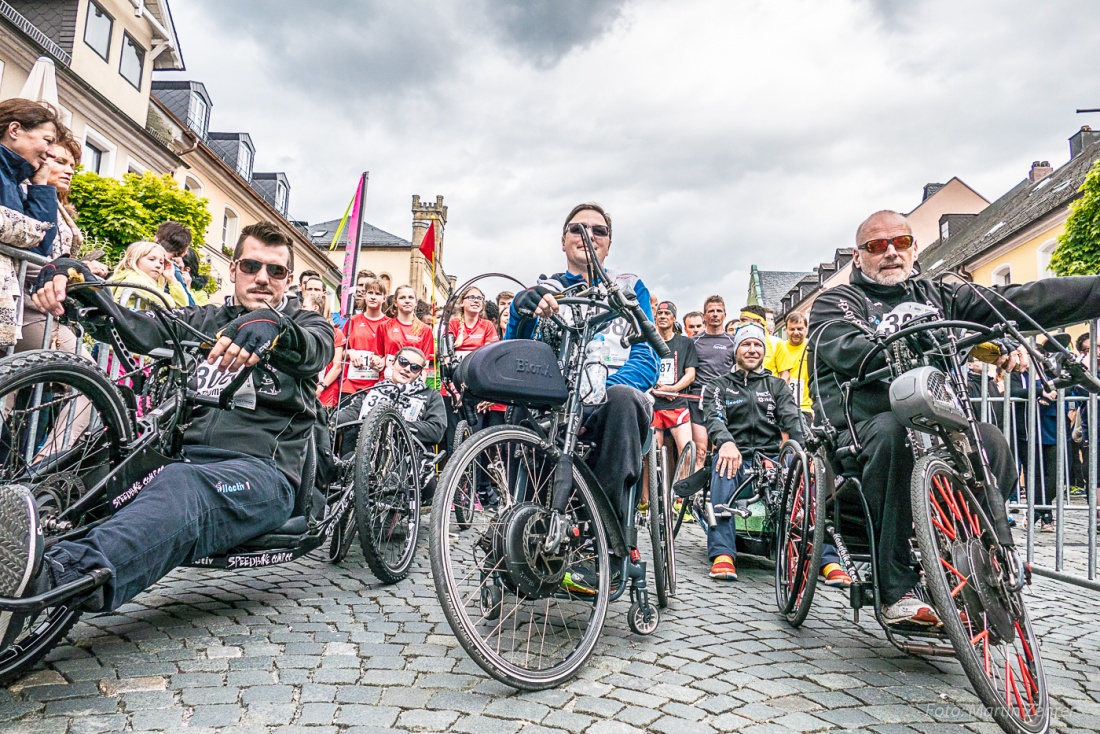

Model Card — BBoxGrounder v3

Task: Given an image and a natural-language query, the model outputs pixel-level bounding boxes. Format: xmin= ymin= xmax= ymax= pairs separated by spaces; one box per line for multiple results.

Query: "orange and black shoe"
xmin=709 ymin=554 xmax=737 ymax=581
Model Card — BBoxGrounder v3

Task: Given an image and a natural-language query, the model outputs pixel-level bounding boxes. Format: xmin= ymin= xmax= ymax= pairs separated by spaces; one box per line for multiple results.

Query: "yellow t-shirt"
xmin=772 ymin=338 xmax=813 ymax=413
xmin=762 ymin=333 xmax=780 ymax=377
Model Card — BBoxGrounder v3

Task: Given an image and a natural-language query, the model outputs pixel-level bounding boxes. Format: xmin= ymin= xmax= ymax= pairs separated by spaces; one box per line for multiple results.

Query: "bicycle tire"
xmin=0 ymin=350 xmax=133 ymax=686
xmin=670 ymin=444 xmax=695 ymax=538
xmin=451 ymin=419 xmax=474 ymax=527
xmin=647 ymin=443 xmax=668 ymax=608
xmin=660 ymin=445 xmax=678 ymax=598
xmin=911 ymin=455 xmax=1049 ymax=734
xmin=430 ymin=425 xmax=610 ymax=690
xmin=354 ymin=405 xmax=420 ymax=584
xmin=774 ymin=443 xmax=823 ymax=628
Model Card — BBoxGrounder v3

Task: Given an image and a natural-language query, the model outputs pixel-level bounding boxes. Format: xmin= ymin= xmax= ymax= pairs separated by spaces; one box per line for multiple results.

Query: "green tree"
xmin=1050 ymin=159 xmax=1100 ymax=276
xmin=68 ymin=170 xmax=216 ymax=294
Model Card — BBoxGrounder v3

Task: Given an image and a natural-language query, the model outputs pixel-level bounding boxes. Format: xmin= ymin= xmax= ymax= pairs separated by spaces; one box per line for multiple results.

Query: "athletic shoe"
xmin=819 ymin=563 xmax=852 ymax=588
xmin=636 ymin=501 xmax=649 ymax=513
xmin=709 ymin=555 xmax=737 ymax=580
xmin=0 ymin=485 xmax=41 ymax=650
xmin=882 ymin=592 xmax=940 ymax=627
xmin=560 ymin=561 xmax=620 ymax=596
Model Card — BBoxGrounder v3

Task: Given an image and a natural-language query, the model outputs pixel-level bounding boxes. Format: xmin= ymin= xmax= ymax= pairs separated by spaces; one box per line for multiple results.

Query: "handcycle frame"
xmin=428 ymin=228 xmax=676 ymax=688
xmin=0 ymin=281 xmax=400 ymax=620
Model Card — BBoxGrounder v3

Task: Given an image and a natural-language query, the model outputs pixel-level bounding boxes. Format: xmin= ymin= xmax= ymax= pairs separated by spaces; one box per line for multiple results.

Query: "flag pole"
xmin=428 ymin=224 xmax=439 ymax=392
xmin=335 ymin=172 xmax=369 ymax=402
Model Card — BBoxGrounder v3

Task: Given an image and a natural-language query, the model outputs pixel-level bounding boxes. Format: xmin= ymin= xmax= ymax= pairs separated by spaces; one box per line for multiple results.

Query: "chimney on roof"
xmin=1070 ymin=126 xmax=1100 ymax=159
xmin=922 ymin=183 xmax=946 ymax=201
xmin=1028 ymin=160 xmax=1054 ymax=183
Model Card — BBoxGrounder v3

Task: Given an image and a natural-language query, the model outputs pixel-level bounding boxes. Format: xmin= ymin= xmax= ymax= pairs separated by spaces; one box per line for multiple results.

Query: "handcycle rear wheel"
xmin=354 ymin=405 xmax=421 ymax=584
xmin=911 ymin=456 xmax=1049 ymax=734
xmin=0 ymin=351 xmax=133 ymax=685
xmin=429 ymin=426 xmax=610 ymax=690
xmin=670 ymin=443 xmax=696 ymax=538
xmin=774 ymin=442 xmax=824 ymax=628
xmin=642 ymin=448 xmax=668 ymax=607
xmin=327 ymin=459 xmax=357 ymax=564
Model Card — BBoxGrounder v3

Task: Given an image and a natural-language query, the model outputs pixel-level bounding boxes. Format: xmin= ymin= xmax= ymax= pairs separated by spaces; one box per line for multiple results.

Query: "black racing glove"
xmin=513 ymin=285 xmax=553 ymax=317
xmin=217 ymin=308 xmax=286 ymax=355
xmin=33 ymin=257 xmax=95 ymax=293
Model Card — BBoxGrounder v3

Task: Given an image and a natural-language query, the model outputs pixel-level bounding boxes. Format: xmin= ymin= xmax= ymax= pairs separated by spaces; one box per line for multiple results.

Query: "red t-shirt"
xmin=448 ymin=317 xmax=499 ymax=353
xmin=319 ymin=326 xmax=347 ymax=407
xmin=381 ymin=318 xmax=435 ymax=361
xmin=341 ymin=314 xmax=388 ymax=394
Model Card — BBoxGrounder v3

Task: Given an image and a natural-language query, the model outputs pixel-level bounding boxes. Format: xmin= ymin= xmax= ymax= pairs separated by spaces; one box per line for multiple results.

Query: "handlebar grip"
xmin=638 ymin=317 xmax=671 ymax=359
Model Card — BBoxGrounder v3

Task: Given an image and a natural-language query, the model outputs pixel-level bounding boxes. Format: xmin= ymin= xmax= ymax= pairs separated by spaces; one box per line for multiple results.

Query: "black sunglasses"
xmin=396 ymin=355 xmax=425 ymax=374
xmin=235 ymin=258 xmax=290 ymax=279
xmin=859 ymin=235 xmax=915 ymax=255
xmin=565 ymin=222 xmax=610 ymax=238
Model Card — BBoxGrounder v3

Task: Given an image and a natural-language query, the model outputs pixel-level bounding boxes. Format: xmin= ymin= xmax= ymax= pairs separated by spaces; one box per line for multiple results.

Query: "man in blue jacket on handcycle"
xmin=507 ymin=201 xmax=659 ymax=594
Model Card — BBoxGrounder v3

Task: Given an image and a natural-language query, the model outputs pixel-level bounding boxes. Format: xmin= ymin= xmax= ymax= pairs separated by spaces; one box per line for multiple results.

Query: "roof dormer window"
xmin=238 ymin=143 xmax=253 ymax=180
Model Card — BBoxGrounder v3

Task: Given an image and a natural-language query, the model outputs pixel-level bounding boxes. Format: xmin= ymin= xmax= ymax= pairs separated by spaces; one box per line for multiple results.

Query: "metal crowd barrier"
xmin=972 ymin=321 xmax=1099 ymax=591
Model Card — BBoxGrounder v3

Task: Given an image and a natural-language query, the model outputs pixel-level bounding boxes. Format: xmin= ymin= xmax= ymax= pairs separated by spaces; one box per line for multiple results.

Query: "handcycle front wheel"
xmin=774 ymin=442 xmax=824 ymax=628
xmin=0 ymin=350 xmax=134 ymax=685
xmin=429 ymin=425 xmax=610 ymax=691
xmin=911 ymin=456 xmax=1049 ymax=734
xmin=353 ymin=405 xmax=421 ymax=584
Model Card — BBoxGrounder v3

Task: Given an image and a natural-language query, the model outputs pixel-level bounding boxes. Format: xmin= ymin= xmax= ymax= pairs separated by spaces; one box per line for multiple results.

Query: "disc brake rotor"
xmin=953 ymin=539 xmax=1015 ymax=644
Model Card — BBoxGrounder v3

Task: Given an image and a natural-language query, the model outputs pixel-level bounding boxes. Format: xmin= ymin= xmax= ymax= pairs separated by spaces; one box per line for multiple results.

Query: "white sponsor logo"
xmin=112 ymin=465 xmax=166 ymax=509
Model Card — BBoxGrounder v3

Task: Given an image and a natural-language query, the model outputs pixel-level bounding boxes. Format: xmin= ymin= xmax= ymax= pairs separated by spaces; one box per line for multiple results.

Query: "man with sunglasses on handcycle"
xmin=0 ymin=222 xmax=333 ymax=646
xmin=507 ymin=201 xmax=659 ymax=594
xmin=808 ymin=209 xmax=1100 ymax=626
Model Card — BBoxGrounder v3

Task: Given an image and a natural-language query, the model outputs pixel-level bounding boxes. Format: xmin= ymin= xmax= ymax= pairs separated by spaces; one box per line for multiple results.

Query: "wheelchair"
xmin=427 ymin=255 xmax=676 ymax=690
xmin=673 ymin=440 xmax=824 ymax=627
xmin=0 ymin=282 xmax=416 ymax=686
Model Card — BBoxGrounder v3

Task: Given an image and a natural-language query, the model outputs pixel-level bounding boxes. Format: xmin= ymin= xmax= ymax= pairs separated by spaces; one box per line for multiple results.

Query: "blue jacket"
xmin=506 ymin=269 xmax=659 ymax=391
xmin=0 ymin=144 xmax=57 ymax=257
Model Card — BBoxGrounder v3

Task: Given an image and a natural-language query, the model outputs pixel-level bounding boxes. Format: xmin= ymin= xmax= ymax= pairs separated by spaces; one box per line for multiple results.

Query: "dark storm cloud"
xmin=483 ymin=0 xmax=630 ymax=69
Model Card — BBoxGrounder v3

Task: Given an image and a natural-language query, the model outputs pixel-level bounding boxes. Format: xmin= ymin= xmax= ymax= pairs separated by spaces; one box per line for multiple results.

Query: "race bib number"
xmin=346 ymin=350 xmax=379 ymax=381
xmin=193 ymin=362 xmax=257 ymax=411
xmin=876 ymin=303 xmax=940 ymax=337
xmin=401 ymin=397 xmax=425 ymax=422
xmin=357 ymin=390 xmax=387 ymax=419
xmin=658 ymin=357 xmax=676 ymax=386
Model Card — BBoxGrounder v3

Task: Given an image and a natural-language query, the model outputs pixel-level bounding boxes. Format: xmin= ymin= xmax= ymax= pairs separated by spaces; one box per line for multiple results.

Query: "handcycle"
xmin=797 ymin=296 xmax=1100 ymax=734
xmin=671 ymin=438 xmax=825 ymax=627
xmin=0 ymin=281 xmax=418 ymax=685
xmin=427 ymin=233 xmax=677 ymax=690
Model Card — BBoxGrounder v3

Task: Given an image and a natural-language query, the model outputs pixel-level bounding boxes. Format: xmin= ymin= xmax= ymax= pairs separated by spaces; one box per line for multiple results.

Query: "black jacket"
xmin=336 ymin=383 xmax=447 ymax=446
xmin=65 ymin=278 xmax=333 ymax=488
xmin=702 ymin=368 xmax=803 ymax=456
xmin=808 ymin=267 xmax=1100 ymax=426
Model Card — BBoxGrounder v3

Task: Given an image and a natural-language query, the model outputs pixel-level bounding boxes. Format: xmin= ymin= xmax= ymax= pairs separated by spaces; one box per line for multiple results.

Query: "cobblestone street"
xmin=2 ymin=519 xmax=1098 ymax=734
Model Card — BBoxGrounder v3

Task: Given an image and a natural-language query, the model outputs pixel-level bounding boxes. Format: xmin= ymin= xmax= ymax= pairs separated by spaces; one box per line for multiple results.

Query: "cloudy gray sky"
xmin=159 ymin=0 xmax=1100 ymax=311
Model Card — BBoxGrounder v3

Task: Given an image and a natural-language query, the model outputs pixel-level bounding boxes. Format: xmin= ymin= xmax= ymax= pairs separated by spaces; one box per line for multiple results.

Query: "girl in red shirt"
xmin=341 ymin=278 xmax=388 ymax=396
xmin=381 ymin=285 xmax=435 ymax=363
xmin=448 ymin=286 xmax=498 ymax=354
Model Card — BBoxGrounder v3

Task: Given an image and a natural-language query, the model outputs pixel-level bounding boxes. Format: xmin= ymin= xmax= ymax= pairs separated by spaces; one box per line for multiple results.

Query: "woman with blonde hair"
xmin=110 ymin=240 xmax=188 ymax=310
xmin=380 ymin=284 xmax=434 ymax=361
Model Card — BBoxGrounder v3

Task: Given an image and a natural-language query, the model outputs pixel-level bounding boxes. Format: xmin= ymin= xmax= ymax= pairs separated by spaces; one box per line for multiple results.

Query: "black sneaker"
xmin=0 ymin=485 xmax=41 ymax=650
